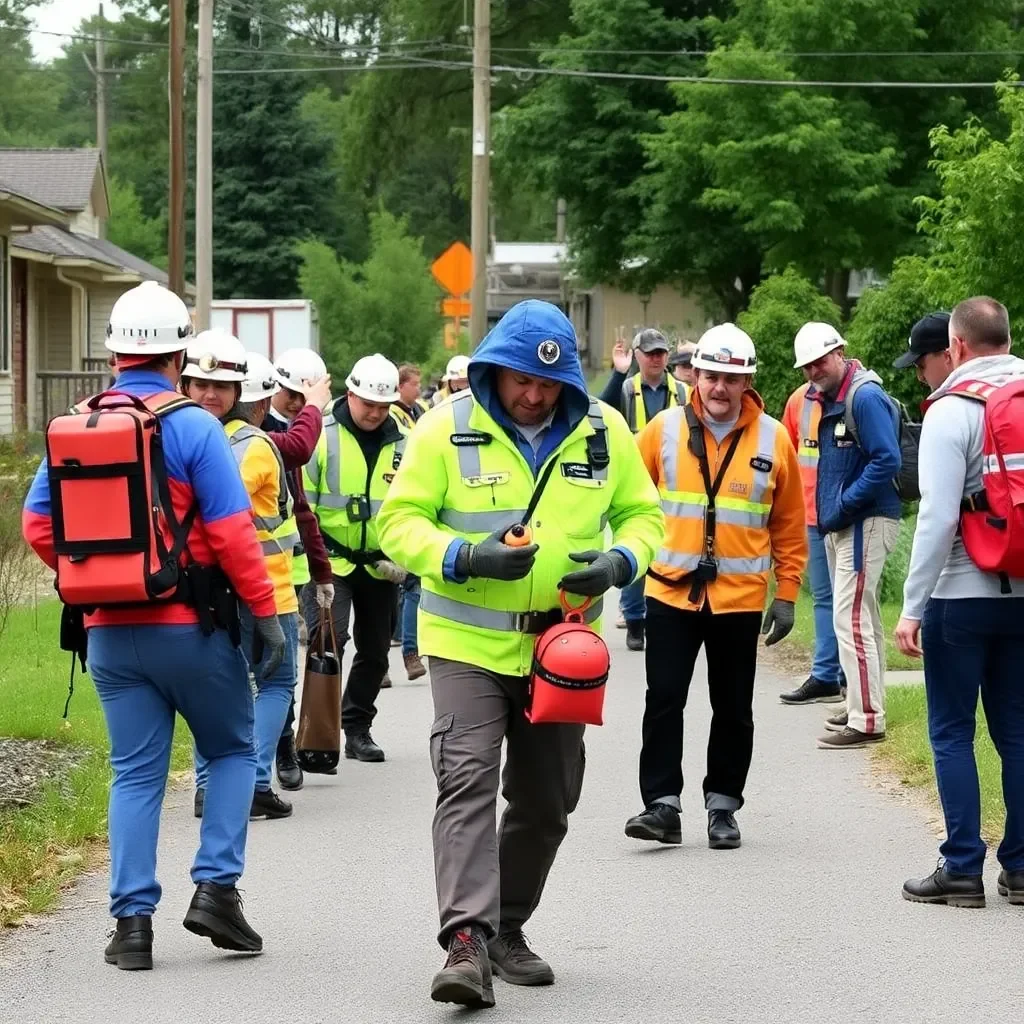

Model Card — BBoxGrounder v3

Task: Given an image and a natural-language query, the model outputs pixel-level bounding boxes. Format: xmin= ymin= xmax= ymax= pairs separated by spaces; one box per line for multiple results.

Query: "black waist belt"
xmin=322 ymin=535 xmax=383 ymax=566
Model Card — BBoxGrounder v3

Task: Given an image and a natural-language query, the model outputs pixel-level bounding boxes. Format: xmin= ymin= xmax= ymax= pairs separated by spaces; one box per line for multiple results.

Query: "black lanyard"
xmin=685 ymin=405 xmax=743 ymax=555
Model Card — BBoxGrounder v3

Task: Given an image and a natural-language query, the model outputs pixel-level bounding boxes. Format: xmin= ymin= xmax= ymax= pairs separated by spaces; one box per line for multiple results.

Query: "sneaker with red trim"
xmin=431 ymin=926 xmax=495 ymax=1007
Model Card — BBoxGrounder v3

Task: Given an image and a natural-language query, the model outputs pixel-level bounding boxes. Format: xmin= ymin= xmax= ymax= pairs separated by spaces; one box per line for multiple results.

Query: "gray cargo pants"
xmin=428 ymin=656 xmax=586 ymax=948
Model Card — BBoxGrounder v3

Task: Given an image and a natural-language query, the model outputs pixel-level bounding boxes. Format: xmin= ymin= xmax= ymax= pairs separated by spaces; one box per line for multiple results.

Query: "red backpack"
xmin=950 ymin=378 xmax=1024 ymax=590
xmin=45 ymin=390 xmax=197 ymax=608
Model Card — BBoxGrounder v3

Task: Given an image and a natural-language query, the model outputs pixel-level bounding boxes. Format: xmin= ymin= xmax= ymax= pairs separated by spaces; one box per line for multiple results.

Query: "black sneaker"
xmin=275 ymin=733 xmax=304 ymax=792
xmin=345 ymin=731 xmax=386 ymax=762
xmin=250 ymin=788 xmax=293 ymax=820
xmin=707 ymin=809 xmax=741 ymax=850
xmin=779 ymin=676 xmax=843 ymax=704
xmin=998 ymin=868 xmax=1024 ymax=905
xmin=194 ymin=788 xmax=204 ymax=819
xmin=488 ymin=929 xmax=554 ymax=986
xmin=624 ymin=803 xmax=682 ymax=845
xmin=183 ymin=882 xmax=263 ymax=952
xmin=104 ymin=915 xmax=153 ymax=971
xmin=902 ymin=862 xmax=985 ymax=908
xmin=431 ymin=926 xmax=495 ymax=1007
xmin=625 ymin=621 xmax=645 ymax=652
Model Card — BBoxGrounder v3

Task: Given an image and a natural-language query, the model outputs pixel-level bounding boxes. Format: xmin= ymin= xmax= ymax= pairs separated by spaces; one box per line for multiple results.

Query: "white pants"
xmin=825 ymin=517 xmax=900 ymax=735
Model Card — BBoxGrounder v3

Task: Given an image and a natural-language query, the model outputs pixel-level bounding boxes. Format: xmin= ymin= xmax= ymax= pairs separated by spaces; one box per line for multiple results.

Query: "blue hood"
xmin=468 ymin=300 xmax=591 ymax=429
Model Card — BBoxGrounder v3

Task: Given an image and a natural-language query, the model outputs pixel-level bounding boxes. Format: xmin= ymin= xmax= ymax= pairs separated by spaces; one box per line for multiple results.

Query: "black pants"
xmin=303 ymin=567 xmax=397 ymax=735
xmin=640 ymin=598 xmax=761 ymax=809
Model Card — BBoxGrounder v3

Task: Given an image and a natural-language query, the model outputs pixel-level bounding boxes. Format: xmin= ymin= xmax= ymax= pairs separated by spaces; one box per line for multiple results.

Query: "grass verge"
xmin=0 ymin=600 xmax=192 ymax=926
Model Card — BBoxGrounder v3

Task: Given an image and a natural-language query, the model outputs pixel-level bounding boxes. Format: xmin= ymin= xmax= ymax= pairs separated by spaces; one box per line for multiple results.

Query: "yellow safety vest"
xmin=303 ymin=414 xmax=407 ymax=579
xmin=623 ymin=372 xmax=689 ymax=433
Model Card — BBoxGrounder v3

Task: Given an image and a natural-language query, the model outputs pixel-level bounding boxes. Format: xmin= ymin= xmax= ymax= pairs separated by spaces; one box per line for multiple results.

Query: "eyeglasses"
xmin=188 ymin=352 xmax=248 ymax=375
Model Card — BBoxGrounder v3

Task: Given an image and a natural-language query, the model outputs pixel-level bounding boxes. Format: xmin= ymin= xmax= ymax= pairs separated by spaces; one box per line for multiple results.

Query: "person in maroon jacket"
xmin=261 ymin=369 xmax=334 ymax=790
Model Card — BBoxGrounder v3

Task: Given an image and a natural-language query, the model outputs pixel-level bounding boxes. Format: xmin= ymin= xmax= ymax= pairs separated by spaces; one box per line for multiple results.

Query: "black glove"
xmin=761 ymin=598 xmax=795 ymax=647
xmin=557 ymin=549 xmax=632 ymax=597
xmin=253 ymin=614 xmax=287 ymax=678
xmin=454 ymin=520 xmax=539 ymax=582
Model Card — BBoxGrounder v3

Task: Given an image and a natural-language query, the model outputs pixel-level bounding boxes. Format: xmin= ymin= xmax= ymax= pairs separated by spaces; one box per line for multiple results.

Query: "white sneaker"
xmin=616 ymin=612 xmax=627 ymax=629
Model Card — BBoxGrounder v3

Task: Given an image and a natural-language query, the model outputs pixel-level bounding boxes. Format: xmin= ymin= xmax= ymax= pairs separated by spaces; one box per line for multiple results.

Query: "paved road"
xmin=2 ymin=626 xmax=1023 ymax=1023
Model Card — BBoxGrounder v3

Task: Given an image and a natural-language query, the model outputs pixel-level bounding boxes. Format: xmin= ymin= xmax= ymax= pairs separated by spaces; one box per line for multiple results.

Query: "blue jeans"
xmin=808 ymin=527 xmax=842 ymax=685
xmin=922 ymin=597 xmax=1024 ymax=875
xmin=618 ymin=577 xmax=646 ymax=623
xmin=402 ymin=575 xmax=421 ymax=656
xmin=88 ymin=624 xmax=255 ymax=918
xmin=196 ymin=609 xmax=299 ymax=793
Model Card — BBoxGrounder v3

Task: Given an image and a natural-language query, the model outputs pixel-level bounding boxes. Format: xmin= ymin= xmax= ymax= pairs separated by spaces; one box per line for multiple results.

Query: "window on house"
xmin=0 ymin=235 xmax=8 ymax=373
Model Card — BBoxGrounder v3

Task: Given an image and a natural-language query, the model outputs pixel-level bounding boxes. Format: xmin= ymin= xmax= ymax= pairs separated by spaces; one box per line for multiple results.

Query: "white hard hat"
xmin=345 ymin=353 xmax=399 ymax=404
xmin=240 ymin=352 xmax=281 ymax=403
xmin=692 ymin=324 xmax=758 ymax=375
xmin=274 ymin=348 xmax=327 ymax=391
xmin=180 ymin=329 xmax=249 ymax=382
xmin=105 ymin=281 xmax=193 ymax=355
xmin=443 ymin=354 xmax=471 ymax=382
xmin=793 ymin=321 xmax=845 ymax=369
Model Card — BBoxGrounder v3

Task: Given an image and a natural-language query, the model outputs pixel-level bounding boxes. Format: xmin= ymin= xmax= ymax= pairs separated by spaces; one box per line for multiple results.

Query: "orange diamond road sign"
xmin=442 ymin=297 xmax=472 ymax=319
xmin=432 ymin=241 xmax=473 ymax=297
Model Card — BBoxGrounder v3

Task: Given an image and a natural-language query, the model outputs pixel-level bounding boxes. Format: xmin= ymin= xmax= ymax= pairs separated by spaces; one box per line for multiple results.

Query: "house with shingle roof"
xmin=0 ymin=148 xmax=184 ymax=433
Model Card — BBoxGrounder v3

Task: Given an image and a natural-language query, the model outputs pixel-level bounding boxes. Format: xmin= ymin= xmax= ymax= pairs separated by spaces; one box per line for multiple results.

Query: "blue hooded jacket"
xmin=468 ymin=299 xmax=591 ymax=475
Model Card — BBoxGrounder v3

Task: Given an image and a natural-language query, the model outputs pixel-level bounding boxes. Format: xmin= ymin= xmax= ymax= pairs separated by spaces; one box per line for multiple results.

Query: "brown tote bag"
xmin=296 ymin=608 xmax=342 ymax=774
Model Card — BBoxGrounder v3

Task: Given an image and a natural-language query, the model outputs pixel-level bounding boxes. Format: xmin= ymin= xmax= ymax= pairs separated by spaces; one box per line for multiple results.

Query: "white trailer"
xmin=209 ymin=299 xmax=319 ymax=360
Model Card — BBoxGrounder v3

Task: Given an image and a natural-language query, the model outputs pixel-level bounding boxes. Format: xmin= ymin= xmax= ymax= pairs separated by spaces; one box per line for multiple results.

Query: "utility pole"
xmin=168 ymin=0 xmax=186 ymax=299
xmin=469 ymin=0 xmax=490 ymax=346
xmin=82 ymin=5 xmax=109 ymax=236
xmin=195 ymin=0 xmax=214 ymax=331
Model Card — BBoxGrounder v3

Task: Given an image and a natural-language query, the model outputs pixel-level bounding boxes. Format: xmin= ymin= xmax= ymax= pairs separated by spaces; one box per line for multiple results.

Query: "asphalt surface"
xmin=2 ymin=623 xmax=1023 ymax=1023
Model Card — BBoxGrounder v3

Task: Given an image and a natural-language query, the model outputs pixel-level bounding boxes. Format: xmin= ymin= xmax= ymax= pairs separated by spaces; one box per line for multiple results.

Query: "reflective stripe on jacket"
xmin=302 ymin=413 xmax=407 ymax=579
xmin=782 ymin=382 xmax=822 ymax=527
xmin=376 ymin=391 xmax=664 ymax=676
xmin=225 ymin=418 xmax=298 ymax=614
xmin=621 ymin=372 xmax=689 ymax=433
xmin=636 ymin=388 xmax=807 ymax=614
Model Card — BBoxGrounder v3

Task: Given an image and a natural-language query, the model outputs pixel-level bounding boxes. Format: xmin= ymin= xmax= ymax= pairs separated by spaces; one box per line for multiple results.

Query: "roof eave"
xmin=1 ymin=192 xmax=69 ymax=227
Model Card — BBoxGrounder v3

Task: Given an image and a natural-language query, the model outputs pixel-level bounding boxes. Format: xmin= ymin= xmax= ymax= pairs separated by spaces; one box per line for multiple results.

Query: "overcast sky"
xmin=31 ymin=0 xmax=123 ymax=62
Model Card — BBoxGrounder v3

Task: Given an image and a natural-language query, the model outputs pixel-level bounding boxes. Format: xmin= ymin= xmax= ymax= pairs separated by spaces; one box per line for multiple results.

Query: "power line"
xmin=487 ymin=44 xmax=1024 ymax=59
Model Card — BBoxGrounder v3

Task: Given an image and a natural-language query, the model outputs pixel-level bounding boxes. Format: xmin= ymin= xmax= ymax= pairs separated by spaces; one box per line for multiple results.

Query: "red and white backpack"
xmin=948 ymin=377 xmax=1024 ymax=590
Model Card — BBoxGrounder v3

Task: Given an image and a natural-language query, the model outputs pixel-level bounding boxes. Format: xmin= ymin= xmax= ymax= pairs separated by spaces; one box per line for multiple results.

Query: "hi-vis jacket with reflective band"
xmin=636 ymin=388 xmax=807 ymax=614
xmin=224 ymin=418 xmax=299 ymax=615
xmin=782 ymin=382 xmax=823 ymax=527
xmin=376 ymin=390 xmax=663 ymax=677
xmin=302 ymin=413 xmax=407 ymax=579
xmin=622 ymin=372 xmax=689 ymax=433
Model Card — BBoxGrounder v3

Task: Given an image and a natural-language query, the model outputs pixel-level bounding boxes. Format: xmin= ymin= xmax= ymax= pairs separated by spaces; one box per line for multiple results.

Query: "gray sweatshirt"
xmin=901 ymin=353 xmax=1024 ymax=620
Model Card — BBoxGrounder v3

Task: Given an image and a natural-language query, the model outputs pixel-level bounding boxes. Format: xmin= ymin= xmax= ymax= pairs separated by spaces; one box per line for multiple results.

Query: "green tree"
xmin=211 ymin=2 xmax=338 ymax=298
xmin=106 ymin=176 xmax=167 ymax=270
xmin=297 ymin=210 xmax=442 ymax=378
xmin=736 ymin=267 xmax=844 ymax=418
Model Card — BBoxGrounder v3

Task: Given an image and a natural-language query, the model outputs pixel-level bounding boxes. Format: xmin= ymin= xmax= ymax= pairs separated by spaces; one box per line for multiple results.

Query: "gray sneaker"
xmin=488 ymin=930 xmax=555 ymax=986
xmin=824 ymin=709 xmax=849 ymax=732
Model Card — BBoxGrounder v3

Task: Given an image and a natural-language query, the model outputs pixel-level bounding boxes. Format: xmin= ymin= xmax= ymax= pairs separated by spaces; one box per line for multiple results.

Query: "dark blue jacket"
xmin=814 ymin=362 xmax=902 ymax=534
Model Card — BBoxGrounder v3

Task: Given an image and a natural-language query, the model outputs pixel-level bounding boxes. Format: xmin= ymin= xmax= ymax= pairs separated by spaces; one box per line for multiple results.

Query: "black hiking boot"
xmin=625 ymin=620 xmax=645 ymax=652
xmin=998 ymin=868 xmax=1024 ymax=905
xmin=624 ymin=803 xmax=682 ymax=845
xmin=431 ymin=926 xmax=495 ymax=1007
xmin=488 ymin=929 xmax=554 ymax=986
xmin=707 ymin=809 xmax=741 ymax=850
xmin=194 ymin=788 xmax=204 ymax=819
xmin=104 ymin=915 xmax=153 ymax=971
xmin=345 ymin=731 xmax=386 ymax=762
xmin=902 ymin=863 xmax=985 ymax=908
xmin=275 ymin=733 xmax=304 ymax=791
xmin=183 ymin=882 xmax=263 ymax=952
xmin=250 ymin=788 xmax=293 ymax=820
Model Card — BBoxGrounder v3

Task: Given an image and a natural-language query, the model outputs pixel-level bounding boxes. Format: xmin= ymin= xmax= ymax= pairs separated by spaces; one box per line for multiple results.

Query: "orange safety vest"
xmin=637 ymin=389 xmax=807 ymax=614
xmin=783 ymin=382 xmax=822 ymax=527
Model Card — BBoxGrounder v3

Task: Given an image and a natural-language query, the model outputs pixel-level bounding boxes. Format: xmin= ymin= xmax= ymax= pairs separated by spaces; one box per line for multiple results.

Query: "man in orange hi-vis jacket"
xmin=623 ymin=323 xmax=807 ymax=852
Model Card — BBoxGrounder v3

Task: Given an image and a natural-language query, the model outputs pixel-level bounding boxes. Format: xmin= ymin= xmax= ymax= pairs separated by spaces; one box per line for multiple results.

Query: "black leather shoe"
xmin=183 ymin=882 xmax=263 ymax=952
xmin=708 ymin=809 xmax=741 ymax=849
xmin=275 ymin=733 xmax=304 ymax=791
xmin=998 ymin=868 xmax=1024 ymax=905
xmin=250 ymin=788 xmax=293 ymax=819
xmin=624 ymin=803 xmax=682 ymax=845
xmin=488 ymin=929 xmax=554 ymax=986
xmin=431 ymin=926 xmax=495 ymax=1007
xmin=625 ymin=621 xmax=645 ymax=652
xmin=104 ymin=915 xmax=153 ymax=970
xmin=194 ymin=789 xmax=204 ymax=819
xmin=345 ymin=731 xmax=386 ymax=762
xmin=779 ymin=676 xmax=843 ymax=704
xmin=902 ymin=863 xmax=985 ymax=908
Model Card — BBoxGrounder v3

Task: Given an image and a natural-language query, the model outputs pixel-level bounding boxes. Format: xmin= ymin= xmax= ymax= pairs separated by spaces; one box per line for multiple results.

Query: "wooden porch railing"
xmin=36 ymin=371 xmax=110 ymax=428
xmin=81 ymin=357 xmax=111 ymax=373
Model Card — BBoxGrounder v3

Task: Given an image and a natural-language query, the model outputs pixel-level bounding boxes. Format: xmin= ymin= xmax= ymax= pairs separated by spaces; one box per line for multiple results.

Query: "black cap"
xmin=893 ymin=312 xmax=950 ymax=369
xmin=632 ymin=328 xmax=670 ymax=354
xmin=668 ymin=348 xmax=693 ymax=368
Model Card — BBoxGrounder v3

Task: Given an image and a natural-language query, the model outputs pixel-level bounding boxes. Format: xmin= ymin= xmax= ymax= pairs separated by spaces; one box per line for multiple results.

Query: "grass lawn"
xmin=0 ymin=600 xmax=192 ymax=926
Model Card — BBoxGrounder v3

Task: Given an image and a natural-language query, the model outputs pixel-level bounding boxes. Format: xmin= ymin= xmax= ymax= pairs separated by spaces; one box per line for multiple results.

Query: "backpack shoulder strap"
xmin=946 ymin=379 xmax=995 ymax=403
xmin=142 ymin=391 xmax=196 ymax=417
xmin=842 ymin=377 xmax=899 ymax=446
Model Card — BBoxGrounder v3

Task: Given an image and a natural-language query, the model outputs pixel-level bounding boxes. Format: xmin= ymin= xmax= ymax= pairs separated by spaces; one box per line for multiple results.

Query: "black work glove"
xmin=557 ymin=549 xmax=632 ymax=597
xmin=454 ymin=520 xmax=539 ymax=582
xmin=761 ymin=598 xmax=795 ymax=647
xmin=253 ymin=614 xmax=287 ymax=678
